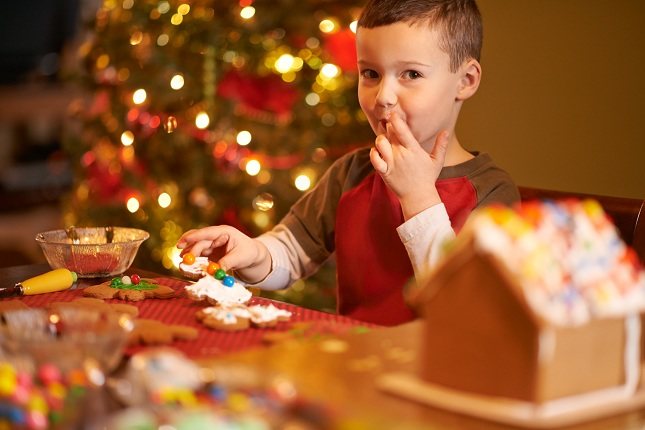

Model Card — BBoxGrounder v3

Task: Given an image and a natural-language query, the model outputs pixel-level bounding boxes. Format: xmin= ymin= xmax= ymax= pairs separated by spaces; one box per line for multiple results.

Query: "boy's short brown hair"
xmin=357 ymin=0 xmax=483 ymax=72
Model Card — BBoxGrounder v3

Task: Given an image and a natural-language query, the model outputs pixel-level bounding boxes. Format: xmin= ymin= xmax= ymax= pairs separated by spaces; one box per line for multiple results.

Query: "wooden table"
xmin=3 ymin=264 xmax=645 ymax=429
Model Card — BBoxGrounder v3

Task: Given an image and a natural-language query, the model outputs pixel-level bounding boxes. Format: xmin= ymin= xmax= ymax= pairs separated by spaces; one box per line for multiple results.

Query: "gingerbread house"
xmin=409 ymin=200 xmax=645 ymax=408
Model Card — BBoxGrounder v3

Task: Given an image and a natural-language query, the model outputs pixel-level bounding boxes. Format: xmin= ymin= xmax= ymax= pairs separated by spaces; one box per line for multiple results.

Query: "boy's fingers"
xmin=211 ymin=234 xmax=230 ymax=249
xmin=388 ymin=112 xmax=418 ymax=149
xmin=177 ymin=229 xmax=198 ymax=248
xmin=186 ymin=239 xmax=215 ymax=258
xmin=218 ymin=247 xmax=243 ymax=272
xmin=179 ymin=226 xmax=226 ymax=245
xmin=431 ymin=131 xmax=450 ymax=164
xmin=372 ymin=134 xmax=393 ymax=173
xmin=178 ymin=228 xmax=231 ymax=257
xmin=217 ymin=256 xmax=233 ymax=272
xmin=375 ymin=134 xmax=393 ymax=161
xmin=369 ymin=147 xmax=388 ymax=174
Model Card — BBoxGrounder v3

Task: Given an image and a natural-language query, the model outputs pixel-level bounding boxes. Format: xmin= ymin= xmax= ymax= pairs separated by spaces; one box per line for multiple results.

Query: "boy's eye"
xmin=359 ymin=69 xmax=378 ymax=79
xmin=403 ymin=70 xmax=422 ymax=79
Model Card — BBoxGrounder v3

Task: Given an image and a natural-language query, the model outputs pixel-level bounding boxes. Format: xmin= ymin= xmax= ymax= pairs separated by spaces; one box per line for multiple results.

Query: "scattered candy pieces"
xmin=0 ymin=361 xmax=89 ymax=429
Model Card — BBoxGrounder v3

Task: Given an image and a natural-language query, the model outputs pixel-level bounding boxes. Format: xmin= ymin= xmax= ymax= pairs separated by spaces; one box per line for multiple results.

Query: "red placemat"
xmin=2 ymin=277 xmax=377 ymax=359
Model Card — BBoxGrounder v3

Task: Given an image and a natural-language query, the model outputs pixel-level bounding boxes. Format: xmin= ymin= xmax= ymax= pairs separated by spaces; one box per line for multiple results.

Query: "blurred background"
xmin=0 ymin=0 xmax=643 ymax=310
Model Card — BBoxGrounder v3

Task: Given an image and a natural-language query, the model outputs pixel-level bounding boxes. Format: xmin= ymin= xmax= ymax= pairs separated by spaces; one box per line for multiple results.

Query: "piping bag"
xmin=0 ymin=268 xmax=78 ymax=298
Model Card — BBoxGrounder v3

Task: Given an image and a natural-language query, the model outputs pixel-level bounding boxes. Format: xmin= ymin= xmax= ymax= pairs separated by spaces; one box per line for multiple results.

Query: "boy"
xmin=177 ymin=0 xmax=519 ymax=326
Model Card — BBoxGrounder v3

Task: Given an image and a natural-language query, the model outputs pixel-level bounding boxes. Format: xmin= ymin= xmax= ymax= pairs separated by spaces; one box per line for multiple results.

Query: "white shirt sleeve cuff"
xmin=396 ymin=203 xmax=455 ymax=279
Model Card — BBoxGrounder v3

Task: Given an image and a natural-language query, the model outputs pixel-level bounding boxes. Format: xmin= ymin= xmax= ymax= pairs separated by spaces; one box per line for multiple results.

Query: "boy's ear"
xmin=456 ymin=59 xmax=482 ymax=101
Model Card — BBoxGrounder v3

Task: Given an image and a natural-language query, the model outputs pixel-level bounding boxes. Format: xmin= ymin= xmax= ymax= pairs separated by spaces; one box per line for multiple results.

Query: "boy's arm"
xmin=397 ymin=203 xmax=455 ymax=280
xmin=248 ymin=224 xmax=322 ymax=290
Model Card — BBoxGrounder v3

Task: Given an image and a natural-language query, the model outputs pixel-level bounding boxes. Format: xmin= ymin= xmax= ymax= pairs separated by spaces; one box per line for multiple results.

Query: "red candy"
xmin=131 ymin=274 xmax=141 ymax=284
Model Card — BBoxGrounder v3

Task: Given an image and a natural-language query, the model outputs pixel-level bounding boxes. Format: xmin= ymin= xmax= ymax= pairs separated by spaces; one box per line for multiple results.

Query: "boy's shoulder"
xmin=327 ymin=145 xmax=372 ymax=175
xmin=439 ymin=152 xmax=497 ymax=179
xmin=439 ymin=152 xmax=520 ymax=205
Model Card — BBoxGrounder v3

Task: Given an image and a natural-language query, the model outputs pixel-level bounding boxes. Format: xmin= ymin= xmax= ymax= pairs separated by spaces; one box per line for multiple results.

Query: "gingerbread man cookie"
xmin=83 ymin=275 xmax=175 ymax=301
xmin=129 ymin=319 xmax=198 ymax=345
xmin=48 ymin=297 xmax=139 ymax=317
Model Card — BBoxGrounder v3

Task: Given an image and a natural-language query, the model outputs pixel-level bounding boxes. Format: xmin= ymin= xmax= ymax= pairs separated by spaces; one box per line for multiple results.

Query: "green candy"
xmin=214 ymin=269 xmax=226 ymax=280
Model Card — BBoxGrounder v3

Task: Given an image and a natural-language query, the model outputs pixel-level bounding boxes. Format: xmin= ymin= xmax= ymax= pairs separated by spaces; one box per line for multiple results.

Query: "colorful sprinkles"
xmin=467 ymin=200 xmax=645 ymax=326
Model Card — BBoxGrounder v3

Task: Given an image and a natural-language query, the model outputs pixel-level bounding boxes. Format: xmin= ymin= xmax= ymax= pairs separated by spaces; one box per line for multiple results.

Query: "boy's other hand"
xmin=177 ymin=226 xmax=271 ymax=283
xmin=369 ymin=112 xmax=449 ymax=219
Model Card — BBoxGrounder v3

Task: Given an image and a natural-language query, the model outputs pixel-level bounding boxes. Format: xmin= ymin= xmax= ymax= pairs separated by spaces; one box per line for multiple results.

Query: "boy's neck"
xmin=443 ymin=137 xmax=474 ymax=167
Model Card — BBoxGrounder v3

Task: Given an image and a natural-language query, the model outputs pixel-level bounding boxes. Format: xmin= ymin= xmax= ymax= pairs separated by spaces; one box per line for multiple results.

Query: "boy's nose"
xmin=375 ymin=79 xmax=397 ymax=108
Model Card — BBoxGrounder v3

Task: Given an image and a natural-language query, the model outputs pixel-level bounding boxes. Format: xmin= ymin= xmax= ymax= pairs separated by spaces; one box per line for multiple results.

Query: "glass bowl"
xmin=35 ymin=227 xmax=149 ymax=278
xmin=0 ymin=307 xmax=134 ymax=374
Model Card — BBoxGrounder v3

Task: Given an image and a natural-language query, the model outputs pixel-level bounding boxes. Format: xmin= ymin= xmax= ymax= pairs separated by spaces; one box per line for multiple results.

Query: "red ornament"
xmin=217 ymin=70 xmax=299 ymax=122
xmin=323 ymin=29 xmax=357 ymax=72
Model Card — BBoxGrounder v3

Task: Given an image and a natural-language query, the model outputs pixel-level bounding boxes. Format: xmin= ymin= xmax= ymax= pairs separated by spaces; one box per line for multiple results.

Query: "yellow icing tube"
xmin=0 ymin=268 xmax=78 ymax=298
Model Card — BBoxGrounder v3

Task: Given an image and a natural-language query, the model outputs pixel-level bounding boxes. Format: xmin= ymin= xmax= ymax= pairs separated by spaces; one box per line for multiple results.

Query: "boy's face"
xmin=356 ymin=22 xmax=462 ymax=150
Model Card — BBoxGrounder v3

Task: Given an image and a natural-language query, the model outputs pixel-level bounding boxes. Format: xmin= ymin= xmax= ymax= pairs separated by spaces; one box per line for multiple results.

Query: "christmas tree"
xmin=63 ymin=0 xmax=372 ymax=311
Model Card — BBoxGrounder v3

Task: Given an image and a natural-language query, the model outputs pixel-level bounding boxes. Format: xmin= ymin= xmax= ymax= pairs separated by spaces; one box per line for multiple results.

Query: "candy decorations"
xmin=110 ymin=275 xmax=157 ymax=291
xmin=180 ymin=253 xmax=239 ymax=289
xmin=185 ymin=274 xmax=252 ymax=306
xmin=181 ymin=253 xmax=196 ymax=265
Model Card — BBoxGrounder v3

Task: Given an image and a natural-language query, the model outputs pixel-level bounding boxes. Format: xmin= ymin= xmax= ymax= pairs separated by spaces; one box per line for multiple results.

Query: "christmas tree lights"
xmin=63 ymin=0 xmax=372 ymax=310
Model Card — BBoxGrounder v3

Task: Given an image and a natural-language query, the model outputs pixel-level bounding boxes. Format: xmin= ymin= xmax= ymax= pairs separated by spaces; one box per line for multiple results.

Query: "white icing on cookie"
xmin=202 ymin=305 xmax=252 ymax=324
xmin=185 ymin=275 xmax=252 ymax=305
xmin=179 ymin=256 xmax=209 ymax=278
xmin=248 ymin=304 xmax=292 ymax=324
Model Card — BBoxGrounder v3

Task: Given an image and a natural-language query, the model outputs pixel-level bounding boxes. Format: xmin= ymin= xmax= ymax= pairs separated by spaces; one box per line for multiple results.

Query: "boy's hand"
xmin=369 ymin=112 xmax=449 ymax=220
xmin=177 ymin=226 xmax=271 ymax=283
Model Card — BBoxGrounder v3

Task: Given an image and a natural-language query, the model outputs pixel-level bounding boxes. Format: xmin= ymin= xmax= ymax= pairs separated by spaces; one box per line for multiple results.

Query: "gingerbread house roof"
xmin=410 ymin=200 xmax=645 ymax=328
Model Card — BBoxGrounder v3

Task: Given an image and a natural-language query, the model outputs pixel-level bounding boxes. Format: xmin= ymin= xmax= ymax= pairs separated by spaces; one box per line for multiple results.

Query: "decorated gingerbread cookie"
xmin=196 ymin=305 xmax=252 ymax=331
xmin=196 ymin=303 xmax=292 ymax=331
xmin=83 ymin=275 xmax=175 ymax=301
xmin=129 ymin=319 xmax=198 ymax=345
xmin=185 ymin=271 xmax=252 ymax=306
xmin=247 ymin=303 xmax=292 ymax=328
xmin=178 ymin=254 xmax=212 ymax=280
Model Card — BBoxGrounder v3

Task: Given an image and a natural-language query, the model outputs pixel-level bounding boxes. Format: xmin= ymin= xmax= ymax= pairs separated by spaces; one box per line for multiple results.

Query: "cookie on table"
xmin=48 ymin=297 xmax=139 ymax=317
xmin=129 ymin=319 xmax=198 ymax=346
xmin=196 ymin=305 xmax=252 ymax=331
xmin=178 ymin=254 xmax=212 ymax=281
xmin=185 ymin=272 xmax=252 ymax=306
xmin=83 ymin=275 xmax=175 ymax=302
xmin=248 ymin=303 xmax=293 ymax=328
xmin=196 ymin=303 xmax=292 ymax=331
